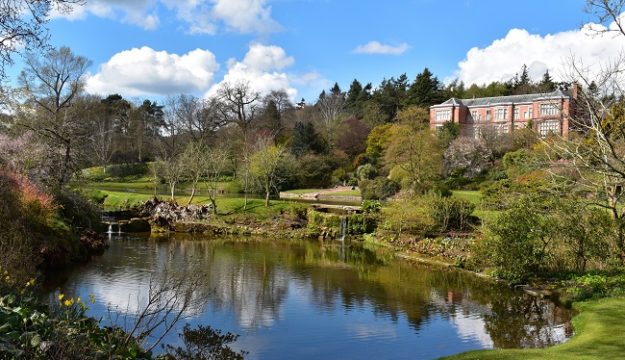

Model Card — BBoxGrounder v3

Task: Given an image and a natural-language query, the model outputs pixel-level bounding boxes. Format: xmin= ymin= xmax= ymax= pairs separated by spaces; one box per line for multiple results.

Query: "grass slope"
xmin=443 ymin=297 xmax=625 ymax=360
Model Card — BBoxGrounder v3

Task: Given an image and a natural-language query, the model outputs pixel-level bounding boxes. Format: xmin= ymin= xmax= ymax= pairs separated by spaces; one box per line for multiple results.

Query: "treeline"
xmin=0 ymin=46 xmax=564 ymax=205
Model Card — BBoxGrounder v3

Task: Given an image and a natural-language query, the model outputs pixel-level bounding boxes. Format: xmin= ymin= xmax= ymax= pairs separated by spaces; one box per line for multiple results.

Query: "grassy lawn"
xmin=329 ymin=189 xmax=361 ymax=196
xmin=452 ymin=190 xmax=500 ymax=223
xmin=452 ymin=190 xmax=482 ymax=205
xmin=444 ymin=297 xmax=625 ymax=360
xmin=88 ymin=188 xmax=294 ymax=219
xmin=283 ymin=188 xmax=325 ymax=195
xmin=283 ymin=188 xmax=361 ymax=196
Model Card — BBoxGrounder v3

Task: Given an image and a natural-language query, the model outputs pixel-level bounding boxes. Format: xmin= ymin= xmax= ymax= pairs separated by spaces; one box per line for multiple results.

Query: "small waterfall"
xmin=107 ymin=223 xmax=113 ymax=234
xmin=338 ymin=216 xmax=347 ymax=242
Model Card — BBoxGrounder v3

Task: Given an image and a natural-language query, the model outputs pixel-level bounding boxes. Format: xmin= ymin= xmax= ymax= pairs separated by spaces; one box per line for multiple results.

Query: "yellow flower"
xmin=25 ymin=279 xmax=35 ymax=288
xmin=58 ymin=293 xmax=65 ymax=301
xmin=76 ymin=297 xmax=81 ymax=303
xmin=63 ymin=299 xmax=74 ymax=307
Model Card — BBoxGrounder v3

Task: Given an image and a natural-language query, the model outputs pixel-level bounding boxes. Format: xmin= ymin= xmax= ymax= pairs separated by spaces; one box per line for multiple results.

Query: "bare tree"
xmin=543 ymin=2 xmax=625 ymax=262
xmin=180 ymin=141 xmax=207 ymax=205
xmin=205 ymin=147 xmax=231 ymax=214
xmin=546 ymin=56 xmax=625 ymax=261
xmin=17 ymin=46 xmax=90 ymax=185
xmin=585 ymin=0 xmax=625 ymax=36
xmin=173 ymin=94 xmax=226 ymax=145
xmin=316 ymin=86 xmax=346 ymax=144
xmin=0 ymin=0 xmax=84 ymax=79
xmin=218 ymin=82 xmax=260 ymax=210
xmin=86 ymin=98 xmax=116 ymax=173
xmin=121 ymin=269 xmax=204 ymax=353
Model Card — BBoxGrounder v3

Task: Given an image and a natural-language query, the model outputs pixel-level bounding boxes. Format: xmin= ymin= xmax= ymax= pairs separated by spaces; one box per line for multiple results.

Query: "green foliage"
xmin=292 ymin=154 xmax=337 ymax=188
xmin=82 ymin=163 xmax=150 ymax=181
xmin=567 ymin=273 xmax=625 ymax=300
xmin=438 ymin=121 xmax=460 ymax=148
xmin=426 ymin=194 xmax=476 ymax=232
xmin=361 ymin=200 xmax=381 ymax=213
xmin=306 ymin=211 xmax=377 ymax=236
xmin=290 ymin=122 xmax=328 ymax=157
xmin=356 ymin=163 xmax=377 ymax=180
xmin=165 ymin=324 xmax=247 ymax=360
xmin=359 ymin=177 xmax=400 ymax=200
xmin=79 ymin=189 xmax=108 ymax=204
xmin=54 ymin=189 xmax=102 ymax=231
xmin=382 ymin=194 xmax=435 ymax=236
xmin=347 ymin=214 xmax=378 ymax=235
xmin=480 ymin=196 xmax=555 ymax=283
xmin=0 ymin=281 xmax=150 ymax=360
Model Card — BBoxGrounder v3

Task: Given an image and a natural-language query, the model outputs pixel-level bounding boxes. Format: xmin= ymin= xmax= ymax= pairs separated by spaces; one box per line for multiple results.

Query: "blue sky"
xmin=29 ymin=0 xmax=619 ymax=102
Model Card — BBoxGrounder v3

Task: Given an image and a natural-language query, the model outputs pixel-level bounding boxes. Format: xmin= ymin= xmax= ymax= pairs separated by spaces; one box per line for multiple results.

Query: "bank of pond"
xmin=42 ymin=233 xmax=575 ymax=360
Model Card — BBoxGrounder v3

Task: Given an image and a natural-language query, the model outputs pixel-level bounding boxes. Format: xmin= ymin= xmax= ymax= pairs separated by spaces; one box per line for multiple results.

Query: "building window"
xmin=486 ymin=110 xmax=491 ymax=121
xmin=513 ymin=107 xmax=520 ymax=120
xmin=495 ymin=108 xmax=507 ymax=121
xmin=540 ymin=103 xmax=560 ymax=116
xmin=436 ymin=109 xmax=451 ymax=122
xmin=524 ymin=107 xmax=533 ymax=119
xmin=515 ymin=122 xmax=528 ymax=130
xmin=470 ymin=110 xmax=481 ymax=122
xmin=496 ymin=124 xmax=509 ymax=134
xmin=538 ymin=120 xmax=560 ymax=137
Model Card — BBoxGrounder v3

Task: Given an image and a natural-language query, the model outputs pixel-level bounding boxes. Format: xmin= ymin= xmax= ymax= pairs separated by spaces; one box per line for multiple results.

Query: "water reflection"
xmin=48 ymin=234 xmax=573 ymax=360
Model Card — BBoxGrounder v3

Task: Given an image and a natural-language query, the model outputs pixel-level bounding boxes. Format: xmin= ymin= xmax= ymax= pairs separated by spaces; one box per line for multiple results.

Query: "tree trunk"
xmin=60 ymin=141 xmax=71 ymax=185
xmin=170 ymin=183 xmax=176 ymax=202
xmin=211 ymin=198 xmax=217 ymax=215
xmin=187 ymin=186 xmax=196 ymax=206
xmin=243 ymin=165 xmax=250 ymax=210
xmin=265 ymin=190 xmax=270 ymax=207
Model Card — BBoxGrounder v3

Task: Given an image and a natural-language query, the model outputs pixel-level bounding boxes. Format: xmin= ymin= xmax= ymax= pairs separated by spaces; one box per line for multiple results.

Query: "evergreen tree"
xmin=346 ymin=79 xmax=372 ymax=118
xmin=539 ymin=70 xmax=556 ymax=92
xmin=261 ymin=100 xmax=282 ymax=141
xmin=371 ymin=74 xmax=410 ymax=122
xmin=512 ymin=64 xmax=533 ymax=94
xmin=290 ymin=122 xmax=328 ymax=157
xmin=406 ymin=68 xmax=443 ymax=107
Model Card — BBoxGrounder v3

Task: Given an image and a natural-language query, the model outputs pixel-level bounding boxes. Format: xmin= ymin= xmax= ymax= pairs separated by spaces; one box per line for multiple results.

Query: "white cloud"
xmin=86 ymin=47 xmax=219 ymax=96
xmin=52 ymin=0 xmax=160 ymax=30
xmin=212 ymin=0 xmax=280 ymax=34
xmin=205 ymin=43 xmax=294 ymax=99
xmin=452 ymin=19 xmax=625 ymax=85
xmin=53 ymin=0 xmax=280 ymax=34
xmin=353 ymin=41 xmax=410 ymax=55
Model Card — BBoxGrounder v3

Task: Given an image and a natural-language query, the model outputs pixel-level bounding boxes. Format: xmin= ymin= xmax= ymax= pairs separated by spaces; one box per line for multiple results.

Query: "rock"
xmin=79 ymin=230 xmax=109 ymax=254
xmin=136 ymin=199 xmax=213 ymax=231
xmin=120 ymin=218 xmax=151 ymax=233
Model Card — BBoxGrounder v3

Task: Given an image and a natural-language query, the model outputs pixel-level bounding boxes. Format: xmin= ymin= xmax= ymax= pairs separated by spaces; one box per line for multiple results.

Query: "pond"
xmin=46 ymin=234 xmax=573 ymax=359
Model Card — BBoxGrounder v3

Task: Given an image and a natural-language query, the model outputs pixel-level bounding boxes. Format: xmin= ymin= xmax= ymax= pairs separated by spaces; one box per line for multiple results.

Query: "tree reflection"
xmin=52 ymin=234 xmax=573 ymax=351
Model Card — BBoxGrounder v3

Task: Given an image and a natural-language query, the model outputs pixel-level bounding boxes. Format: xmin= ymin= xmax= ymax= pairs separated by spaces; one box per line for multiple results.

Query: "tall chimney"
xmin=571 ymin=82 xmax=579 ymax=99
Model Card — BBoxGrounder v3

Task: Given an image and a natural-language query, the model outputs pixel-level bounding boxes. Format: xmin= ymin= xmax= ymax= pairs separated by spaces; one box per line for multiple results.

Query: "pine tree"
xmin=290 ymin=122 xmax=328 ymax=157
xmin=540 ymin=70 xmax=556 ymax=92
xmin=406 ymin=68 xmax=443 ymax=107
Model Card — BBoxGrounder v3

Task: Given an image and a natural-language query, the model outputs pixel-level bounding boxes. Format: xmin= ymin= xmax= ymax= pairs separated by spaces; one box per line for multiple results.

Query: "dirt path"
xmin=280 ymin=186 xmax=358 ymax=200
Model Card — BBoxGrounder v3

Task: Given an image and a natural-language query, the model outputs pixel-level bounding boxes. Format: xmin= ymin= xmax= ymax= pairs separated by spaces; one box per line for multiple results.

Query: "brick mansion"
xmin=429 ymin=86 xmax=578 ymax=138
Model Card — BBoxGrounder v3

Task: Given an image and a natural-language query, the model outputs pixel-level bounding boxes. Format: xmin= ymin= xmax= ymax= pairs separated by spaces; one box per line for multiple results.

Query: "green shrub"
xmin=479 ymin=196 xmax=556 ymax=283
xmin=426 ymin=195 xmax=475 ymax=232
xmin=54 ymin=189 xmax=101 ymax=231
xmin=347 ymin=214 xmax=377 ymax=235
xmin=361 ymin=200 xmax=381 ymax=213
xmin=359 ymin=177 xmax=400 ymax=200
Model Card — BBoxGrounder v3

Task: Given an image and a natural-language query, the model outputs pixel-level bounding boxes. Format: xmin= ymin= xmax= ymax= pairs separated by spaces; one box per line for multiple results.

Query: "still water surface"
xmin=48 ymin=234 xmax=573 ymax=359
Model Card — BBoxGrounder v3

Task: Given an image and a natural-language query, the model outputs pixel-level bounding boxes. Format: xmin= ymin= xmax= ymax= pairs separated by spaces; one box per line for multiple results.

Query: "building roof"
xmin=431 ymin=89 xmax=570 ymax=108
